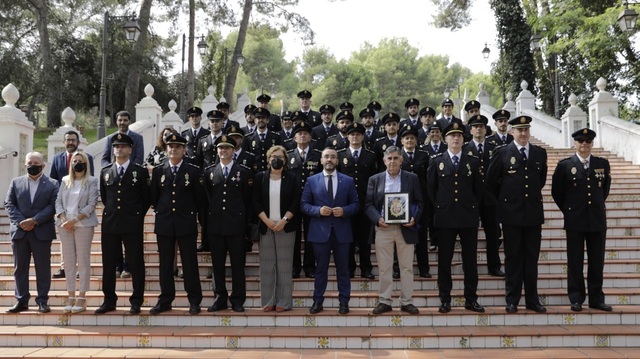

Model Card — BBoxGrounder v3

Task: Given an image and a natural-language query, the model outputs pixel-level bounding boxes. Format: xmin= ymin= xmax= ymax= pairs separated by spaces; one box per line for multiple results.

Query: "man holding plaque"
xmin=365 ymin=146 xmax=423 ymax=315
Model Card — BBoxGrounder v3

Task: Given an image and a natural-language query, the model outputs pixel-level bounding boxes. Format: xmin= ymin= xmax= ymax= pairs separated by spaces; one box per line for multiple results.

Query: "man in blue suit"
xmin=301 ymin=148 xmax=360 ymax=315
xmin=101 ymin=111 xmax=144 ymax=166
xmin=4 ymin=152 xmax=59 ymax=313
xmin=48 ymin=130 xmax=94 ymax=279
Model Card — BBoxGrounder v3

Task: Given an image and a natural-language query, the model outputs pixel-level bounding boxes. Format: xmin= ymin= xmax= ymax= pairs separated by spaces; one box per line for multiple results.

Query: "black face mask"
xmin=270 ymin=158 xmax=284 ymax=170
xmin=27 ymin=165 xmax=43 ymax=176
xmin=73 ymin=162 xmax=87 ymax=172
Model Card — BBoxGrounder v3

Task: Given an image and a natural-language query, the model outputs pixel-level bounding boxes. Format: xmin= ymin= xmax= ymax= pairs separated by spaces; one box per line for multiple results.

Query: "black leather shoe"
xmin=465 ymin=301 xmax=485 ymax=313
xmin=589 ymin=303 xmax=613 ymax=311
xmin=305 ymin=272 xmax=315 ymax=278
xmin=429 ymin=245 xmax=437 ymax=252
xmin=361 ymin=272 xmax=375 ymax=279
xmin=309 ymin=302 xmax=323 ymax=314
xmin=149 ymin=305 xmax=172 ymax=315
xmin=196 ymin=245 xmax=209 ymax=252
xmin=129 ymin=305 xmax=141 ymax=314
xmin=372 ymin=303 xmax=392 ymax=315
xmin=349 ymin=272 xmax=355 ymax=279
xmin=189 ymin=305 xmax=201 ymax=314
xmin=400 ymin=304 xmax=419 ymax=314
xmin=207 ymin=300 xmax=228 ymax=312
xmin=570 ymin=303 xmax=583 ymax=312
xmin=52 ymin=269 xmax=65 ymax=279
xmin=292 ymin=272 xmax=300 ymax=279
xmin=489 ymin=269 xmax=505 ymax=277
xmin=37 ymin=303 xmax=50 ymax=313
xmin=525 ymin=303 xmax=547 ymax=313
xmin=6 ymin=302 xmax=28 ymax=313
xmin=392 ymin=271 xmax=400 ymax=279
xmin=95 ymin=303 xmax=116 ymax=314
xmin=505 ymin=304 xmax=518 ymax=313
xmin=438 ymin=302 xmax=451 ymax=313
xmin=419 ymin=272 xmax=432 ymax=278
xmin=231 ymin=305 xmax=245 ymax=313
xmin=206 ymin=272 xmax=213 ymax=279
xmin=338 ymin=302 xmax=349 ymax=315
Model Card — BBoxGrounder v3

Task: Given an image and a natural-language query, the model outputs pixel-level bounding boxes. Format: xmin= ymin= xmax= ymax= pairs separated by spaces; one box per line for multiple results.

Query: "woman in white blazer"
xmin=55 ymin=150 xmax=99 ymax=313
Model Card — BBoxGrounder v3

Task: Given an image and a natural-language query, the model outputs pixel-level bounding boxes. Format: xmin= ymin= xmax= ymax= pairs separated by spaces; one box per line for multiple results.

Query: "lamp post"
xmin=530 ymin=34 xmax=562 ymax=120
xmin=481 ymin=42 xmax=506 ymax=105
xmin=179 ymin=34 xmax=208 ymax=121
xmin=618 ymin=1 xmax=639 ymax=32
xmin=98 ymin=11 xmax=142 ymax=140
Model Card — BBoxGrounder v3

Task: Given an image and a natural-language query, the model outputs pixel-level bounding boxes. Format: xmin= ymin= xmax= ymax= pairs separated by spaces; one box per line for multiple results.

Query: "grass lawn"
xmin=34 ymin=128 xmax=99 ymax=161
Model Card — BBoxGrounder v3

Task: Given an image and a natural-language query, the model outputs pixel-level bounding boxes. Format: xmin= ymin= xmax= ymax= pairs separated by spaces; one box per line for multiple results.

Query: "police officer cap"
xmin=419 ymin=107 xmax=436 ymax=117
xmin=492 ymin=109 xmax=511 ymax=121
xmin=339 ymin=102 xmax=354 ymax=111
xmin=359 ymin=108 xmax=375 ymax=118
xmin=291 ymin=111 xmax=308 ymax=122
xmin=226 ymin=125 xmax=245 ymax=138
xmin=428 ymin=122 xmax=442 ymax=132
xmin=442 ymin=98 xmax=454 ymax=107
xmin=367 ymin=101 xmax=382 ymax=111
xmin=187 ymin=106 xmax=203 ymax=116
xmin=399 ymin=124 xmax=419 ymax=138
xmin=111 ymin=133 xmax=133 ymax=146
xmin=405 ymin=98 xmax=420 ymax=108
xmin=207 ymin=110 xmax=224 ymax=121
xmin=164 ymin=133 xmax=187 ymax=145
xmin=281 ymin=111 xmax=293 ymax=121
xmin=336 ymin=110 xmax=354 ymax=122
xmin=467 ymin=115 xmax=489 ymax=127
xmin=572 ymin=128 xmax=596 ymax=141
xmin=297 ymin=90 xmax=312 ymax=99
xmin=292 ymin=121 xmax=312 ymax=135
xmin=508 ymin=115 xmax=532 ymax=128
xmin=381 ymin=112 xmax=400 ymax=124
xmin=253 ymin=107 xmax=271 ymax=118
xmin=319 ymin=104 xmax=335 ymax=114
xmin=256 ymin=93 xmax=271 ymax=103
xmin=464 ymin=100 xmax=481 ymax=112
xmin=244 ymin=104 xmax=257 ymax=114
xmin=443 ymin=119 xmax=466 ymax=136
xmin=216 ymin=101 xmax=230 ymax=110
xmin=214 ymin=134 xmax=236 ymax=148
xmin=346 ymin=122 xmax=365 ymax=135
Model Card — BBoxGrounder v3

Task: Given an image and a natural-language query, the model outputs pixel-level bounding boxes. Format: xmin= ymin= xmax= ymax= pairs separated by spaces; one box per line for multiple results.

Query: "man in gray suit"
xmin=4 ymin=152 xmax=59 ymax=313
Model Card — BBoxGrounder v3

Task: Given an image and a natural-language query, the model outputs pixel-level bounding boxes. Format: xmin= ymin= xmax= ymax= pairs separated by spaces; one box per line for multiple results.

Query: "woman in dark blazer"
xmin=252 ymin=145 xmax=301 ymax=312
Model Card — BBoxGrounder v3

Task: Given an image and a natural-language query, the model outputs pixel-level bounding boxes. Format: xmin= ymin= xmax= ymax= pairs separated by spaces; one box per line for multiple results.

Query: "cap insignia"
xmin=520 ymin=117 xmax=526 ymax=124
xmin=583 ymin=129 xmax=588 ymax=134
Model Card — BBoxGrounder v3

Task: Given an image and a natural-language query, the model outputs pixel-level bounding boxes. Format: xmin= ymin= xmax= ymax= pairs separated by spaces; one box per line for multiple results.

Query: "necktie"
xmin=582 ymin=159 xmax=589 ymax=171
xmin=286 ymin=131 xmax=291 ymax=138
xmin=325 ymin=127 xmax=330 ymax=135
xmin=434 ymin=144 xmax=439 ymax=152
xmin=408 ymin=151 xmax=413 ymax=160
xmin=447 ymin=117 xmax=452 ymax=123
xmin=366 ymin=130 xmax=371 ymax=138
xmin=452 ymin=155 xmax=459 ymax=171
xmin=301 ymin=150 xmax=306 ymax=163
xmin=233 ymin=153 xmax=238 ymax=161
xmin=118 ymin=166 xmax=125 ymax=178
xmin=478 ymin=143 xmax=483 ymax=156
xmin=327 ymin=175 xmax=334 ymax=202
xmin=502 ymin=135 xmax=506 ymax=143
xmin=223 ymin=166 xmax=229 ymax=179
xmin=193 ymin=129 xmax=197 ymax=138
xmin=172 ymin=165 xmax=178 ymax=175
xmin=353 ymin=150 xmax=359 ymax=162
xmin=259 ymin=133 xmax=266 ymax=141
xmin=520 ymin=147 xmax=528 ymax=163
xmin=66 ymin=153 xmax=72 ymax=171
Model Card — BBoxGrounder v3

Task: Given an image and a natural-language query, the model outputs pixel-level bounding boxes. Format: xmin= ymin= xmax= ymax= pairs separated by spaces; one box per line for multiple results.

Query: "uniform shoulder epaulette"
xmin=431 ymin=153 xmax=444 ymax=159
xmin=487 ymin=138 xmax=498 ymax=146
xmin=180 ymin=129 xmax=189 ymax=135
xmin=417 ymin=149 xmax=429 ymax=154
xmin=494 ymin=144 xmax=507 ymax=151
xmin=135 ymin=163 xmax=146 ymax=169
xmin=286 ymin=148 xmax=295 ymax=153
xmin=467 ymin=154 xmax=479 ymax=159
xmin=187 ymin=162 xmax=201 ymax=169
xmin=204 ymin=163 xmax=216 ymax=171
xmin=364 ymin=148 xmax=375 ymax=154
xmin=337 ymin=148 xmax=347 ymax=152
xmin=312 ymin=149 xmax=322 ymax=153
xmin=374 ymin=136 xmax=386 ymax=142
xmin=558 ymin=156 xmax=572 ymax=163
xmin=101 ymin=163 xmax=113 ymax=170
xmin=239 ymin=163 xmax=251 ymax=171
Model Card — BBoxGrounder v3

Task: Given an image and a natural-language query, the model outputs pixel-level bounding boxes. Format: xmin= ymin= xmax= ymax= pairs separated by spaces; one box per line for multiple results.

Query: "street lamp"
xmin=530 ymin=33 xmax=562 ymax=120
xmin=482 ymin=43 xmax=490 ymax=60
xmin=217 ymin=48 xmax=245 ymax=97
xmin=618 ymin=1 xmax=639 ymax=32
xmin=480 ymin=43 xmax=506 ymax=105
xmin=98 ymin=11 xmax=141 ymax=139
xmin=179 ymin=35 xmax=208 ymax=121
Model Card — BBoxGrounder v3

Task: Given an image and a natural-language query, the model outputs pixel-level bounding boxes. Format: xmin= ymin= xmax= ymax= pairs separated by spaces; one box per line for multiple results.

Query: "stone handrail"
xmin=597 ymin=115 xmax=640 ymax=164
xmin=84 ymin=119 xmax=157 ymax=170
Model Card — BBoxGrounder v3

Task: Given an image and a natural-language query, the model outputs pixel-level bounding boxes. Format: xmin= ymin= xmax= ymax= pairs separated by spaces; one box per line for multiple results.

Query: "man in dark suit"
xmin=359 ymin=107 xmax=384 ymax=149
xmin=241 ymin=104 xmax=257 ymax=135
xmin=301 ymin=148 xmax=360 ymax=315
xmin=337 ymin=123 xmax=378 ymax=279
xmin=462 ymin=115 xmax=504 ymax=277
xmin=217 ymin=101 xmax=240 ymax=134
xmin=297 ymin=89 xmax=322 ymax=127
xmin=311 ymin=104 xmax=338 ymax=148
xmin=435 ymin=98 xmax=460 ymax=130
xmin=101 ymin=110 xmax=144 ymax=166
xmin=428 ymin=119 xmax=484 ymax=314
xmin=551 ymin=128 xmax=612 ymax=312
xmin=181 ymin=107 xmax=210 ymax=161
xmin=243 ymin=107 xmax=282 ymax=172
xmin=49 ymin=130 xmax=95 ymax=279
xmin=399 ymin=98 xmax=420 ymax=128
xmin=325 ymin=110 xmax=352 ymax=150
xmin=487 ymin=110 xmax=514 ymax=145
xmin=365 ymin=146 xmax=423 ymax=315
xmin=4 ymin=152 xmax=59 ymax=313
xmin=96 ymin=133 xmax=151 ymax=314
xmin=204 ymin=135 xmax=253 ymax=313
xmin=149 ymin=134 xmax=204 ymax=315
xmin=256 ymin=93 xmax=282 ymax=132
xmin=372 ymin=113 xmax=402 ymax=171
xmin=195 ymin=110 xmax=224 ymax=169
xmin=486 ymin=115 xmax=548 ymax=314
xmin=417 ymin=107 xmax=437 ymax=145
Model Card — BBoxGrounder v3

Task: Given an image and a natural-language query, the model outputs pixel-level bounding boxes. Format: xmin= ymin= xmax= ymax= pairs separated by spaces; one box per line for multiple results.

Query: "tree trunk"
xmin=124 ymin=0 xmax=153 ymax=121
xmin=30 ymin=0 xmax=62 ymax=127
xmin=223 ymin=0 xmax=253 ymax=108
xmin=186 ymin=0 xmax=195 ymax=109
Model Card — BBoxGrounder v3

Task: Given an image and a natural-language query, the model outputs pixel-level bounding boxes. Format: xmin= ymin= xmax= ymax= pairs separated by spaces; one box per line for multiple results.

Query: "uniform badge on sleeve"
xmin=104 ymin=173 xmax=110 ymax=182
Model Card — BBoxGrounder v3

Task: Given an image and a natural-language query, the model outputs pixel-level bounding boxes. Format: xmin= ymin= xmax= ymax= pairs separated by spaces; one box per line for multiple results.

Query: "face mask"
xmin=73 ymin=162 xmax=87 ymax=172
xmin=27 ymin=165 xmax=43 ymax=176
xmin=270 ymin=158 xmax=284 ymax=170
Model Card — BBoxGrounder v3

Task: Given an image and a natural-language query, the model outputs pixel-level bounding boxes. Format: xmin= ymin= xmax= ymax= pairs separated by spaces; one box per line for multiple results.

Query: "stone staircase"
xmin=1 ymin=142 xmax=640 ymax=357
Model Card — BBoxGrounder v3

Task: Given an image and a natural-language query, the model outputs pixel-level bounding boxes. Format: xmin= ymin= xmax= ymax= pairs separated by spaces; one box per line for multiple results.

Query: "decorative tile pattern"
xmin=636 ymin=264 xmax=640 ymax=273
xmin=501 ymin=336 xmax=516 ymax=348
xmin=562 ymin=264 xmax=568 ymax=274
xmin=359 ymin=281 xmax=370 ymax=290
xmin=595 ymin=335 xmax=610 ymax=347
xmin=137 ymin=335 xmax=150 ymax=347
xmin=5 ymin=268 xmax=14 ymax=276
xmin=477 ymin=314 xmax=489 ymax=326
xmin=293 ymin=298 xmax=305 ymax=307
xmin=57 ymin=314 xmax=70 ymax=326
xmin=606 ymin=251 xmax=618 ymax=260
xmin=539 ymin=295 xmax=548 ymax=305
xmin=226 ymin=336 xmax=239 ymax=349
xmin=138 ymin=315 xmax=150 ymax=326
xmin=563 ymin=314 xmax=576 ymax=325
xmin=618 ymin=295 xmax=630 ymax=305
xmin=143 ymin=254 xmax=149 ymax=263
xmin=0 ymin=281 xmax=7 ymax=290
xmin=202 ymin=254 xmax=212 ymax=263
xmin=454 ymin=240 xmax=461 ymax=250
xmin=459 ymin=337 xmax=468 ymax=348
xmin=304 ymin=316 xmax=317 ymax=327
xmin=49 ymin=336 xmax=63 ymax=347
xmin=539 ymin=251 xmax=549 ymax=260
xmin=409 ymin=337 xmax=422 ymax=349
xmin=390 ymin=315 xmax=402 ymax=327
xmin=220 ymin=316 xmax=232 ymax=326
xmin=144 ymin=281 xmax=151 ymax=291
xmin=317 ymin=337 xmax=330 ymax=349
xmin=476 ymin=253 xmax=481 ymax=261
xmin=142 ymin=298 xmax=150 ymax=306
xmin=453 ymin=297 xmax=465 ymax=307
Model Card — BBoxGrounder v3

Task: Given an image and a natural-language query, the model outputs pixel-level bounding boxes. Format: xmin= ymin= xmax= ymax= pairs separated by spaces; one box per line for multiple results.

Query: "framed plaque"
xmin=383 ymin=192 xmax=410 ymax=224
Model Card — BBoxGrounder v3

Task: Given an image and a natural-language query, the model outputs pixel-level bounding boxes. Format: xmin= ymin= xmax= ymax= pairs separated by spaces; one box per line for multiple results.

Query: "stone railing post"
xmin=588 ymin=77 xmax=618 ymax=148
xmin=46 ymin=107 xmax=90 ymax=165
xmin=561 ymin=94 xmax=588 ymax=148
xmin=516 ymin=80 xmax=535 ymax=116
xmin=160 ymin=100 xmax=184 ymax=133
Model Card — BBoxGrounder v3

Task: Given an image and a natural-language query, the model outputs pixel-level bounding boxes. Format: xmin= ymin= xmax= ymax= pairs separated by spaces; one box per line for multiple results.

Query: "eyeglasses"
xmin=269 ymin=155 xmax=285 ymax=160
xmin=577 ymin=139 xmax=593 ymax=144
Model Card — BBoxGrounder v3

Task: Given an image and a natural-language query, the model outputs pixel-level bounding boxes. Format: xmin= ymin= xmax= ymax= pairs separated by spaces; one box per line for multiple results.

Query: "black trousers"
xmin=437 ymin=227 xmax=479 ymax=303
xmin=503 ymin=224 xmax=542 ymax=306
xmin=566 ymin=230 xmax=606 ymax=305
xmin=348 ymin=211 xmax=373 ymax=275
xmin=480 ymin=204 xmax=501 ymax=273
xmin=209 ymin=234 xmax=246 ymax=307
xmin=293 ymin=215 xmax=316 ymax=275
xmin=101 ymin=232 xmax=145 ymax=306
xmin=156 ymin=234 xmax=202 ymax=306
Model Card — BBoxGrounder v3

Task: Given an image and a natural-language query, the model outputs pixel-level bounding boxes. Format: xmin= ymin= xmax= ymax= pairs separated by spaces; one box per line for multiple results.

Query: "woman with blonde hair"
xmin=55 ymin=150 xmax=99 ymax=313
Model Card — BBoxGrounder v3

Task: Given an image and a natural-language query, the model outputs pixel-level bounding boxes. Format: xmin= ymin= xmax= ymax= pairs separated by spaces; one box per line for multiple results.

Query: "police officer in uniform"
xmin=256 ymin=93 xmax=282 ymax=132
xmin=204 ymin=135 xmax=253 ymax=313
xmin=487 ymin=110 xmax=514 ymax=145
xmin=149 ymin=134 xmax=203 ymax=315
xmin=486 ymin=115 xmax=548 ymax=313
xmin=337 ymin=123 xmax=377 ymax=279
xmin=551 ymin=128 xmax=612 ymax=312
xmin=400 ymin=98 xmax=420 ymax=128
xmin=216 ymin=102 xmax=240 ymax=134
xmin=195 ymin=110 xmax=224 ymax=168
xmin=436 ymin=98 xmax=460 ymax=129
xmin=96 ymin=133 xmax=150 ymax=314
xmin=242 ymin=104 xmax=258 ymax=136
xmin=367 ymin=101 xmax=383 ymax=131
xmin=182 ymin=107 xmax=210 ymax=161
xmin=297 ymin=90 xmax=322 ymax=127
xmin=372 ymin=112 xmax=402 ymax=171
xmin=279 ymin=111 xmax=295 ymax=145
xmin=417 ymin=106 xmax=437 ymax=144
xmin=312 ymin=104 xmax=338 ymax=148
xmin=325 ymin=110 xmax=353 ymax=150
xmin=359 ymin=107 xmax=384 ymax=149
xmin=244 ymin=107 xmax=282 ymax=173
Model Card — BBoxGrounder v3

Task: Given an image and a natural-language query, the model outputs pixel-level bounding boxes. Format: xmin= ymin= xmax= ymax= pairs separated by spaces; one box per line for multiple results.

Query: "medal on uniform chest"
xmin=232 ymin=171 xmax=241 ymax=182
xmin=291 ymin=157 xmax=296 ymax=165
xmin=186 ymin=135 xmax=190 ymax=141
xmin=595 ymin=169 xmax=605 ymax=180
xmin=203 ymin=142 xmax=207 ymax=148
xmin=439 ymin=162 xmax=444 ymax=171
xmin=343 ymin=158 xmax=348 ymax=165
xmin=184 ymin=173 xmax=190 ymax=186
xmin=571 ymin=167 xmax=577 ymax=175
xmin=510 ymin=156 xmax=516 ymax=165
xmin=466 ymin=163 xmax=472 ymax=176
xmin=252 ymin=140 xmax=256 ymax=148
xmin=333 ymin=140 xmax=338 ymax=146
xmin=382 ymin=144 xmax=387 ymax=151
xmin=160 ymin=174 xmax=166 ymax=183
xmin=489 ymin=150 xmax=493 ymax=157
xmin=306 ymin=161 xmax=316 ymax=170
xmin=132 ymin=171 xmax=138 ymax=183
xmin=104 ymin=173 xmax=110 ymax=182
